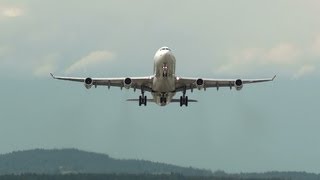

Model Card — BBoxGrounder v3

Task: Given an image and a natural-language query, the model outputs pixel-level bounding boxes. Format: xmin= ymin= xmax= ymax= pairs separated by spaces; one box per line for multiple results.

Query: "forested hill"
xmin=0 ymin=149 xmax=212 ymax=176
xmin=1 ymin=149 xmax=319 ymax=179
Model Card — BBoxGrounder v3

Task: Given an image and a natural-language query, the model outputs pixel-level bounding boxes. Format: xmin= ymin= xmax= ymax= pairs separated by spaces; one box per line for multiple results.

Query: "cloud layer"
xmin=215 ymin=36 xmax=320 ymax=78
xmin=65 ymin=50 xmax=115 ymax=74
xmin=2 ymin=7 xmax=23 ymax=17
xmin=33 ymin=54 xmax=59 ymax=77
xmin=0 ymin=5 xmax=24 ymax=18
xmin=293 ymin=64 xmax=315 ymax=79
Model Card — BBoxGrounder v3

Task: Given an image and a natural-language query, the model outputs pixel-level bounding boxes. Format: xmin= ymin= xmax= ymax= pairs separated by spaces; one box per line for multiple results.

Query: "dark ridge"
xmin=0 ymin=148 xmax=212 ymax=176
xmin=1 ymin=149 xmax=319 ymax=179
xmin=0 ymin=173 xmax=283 ymax=180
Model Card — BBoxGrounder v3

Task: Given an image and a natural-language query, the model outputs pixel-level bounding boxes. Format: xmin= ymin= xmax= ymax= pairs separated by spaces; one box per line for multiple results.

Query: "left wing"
xmin=175 ymin=75 xmax=276 ymax=92
xmin=50 ymin=73 xmax=154 ymax=91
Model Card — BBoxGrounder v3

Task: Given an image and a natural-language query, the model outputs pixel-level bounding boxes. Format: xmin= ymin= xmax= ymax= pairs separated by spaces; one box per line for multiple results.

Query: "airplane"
xmin=51 ymin=46 xmax=276 ymax=107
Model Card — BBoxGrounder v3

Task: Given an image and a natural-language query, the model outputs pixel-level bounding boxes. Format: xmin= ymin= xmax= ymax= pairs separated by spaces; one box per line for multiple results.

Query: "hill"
xmin=0 ymin=148 xmax=212 ymax=176
xmin=1 ymin=149 xmax=319 ymax=179
xmin=0 ymin=173 xmax=283 ymax=180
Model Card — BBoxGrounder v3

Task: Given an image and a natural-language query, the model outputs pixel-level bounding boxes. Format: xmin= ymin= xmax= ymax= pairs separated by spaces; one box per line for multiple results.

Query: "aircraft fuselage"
xmin=151 ymin=47 xmax=176 ymax=106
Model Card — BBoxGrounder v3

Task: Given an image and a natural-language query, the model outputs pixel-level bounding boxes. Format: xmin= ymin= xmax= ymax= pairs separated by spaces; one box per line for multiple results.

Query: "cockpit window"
xmin=160 ymin=47 xmax=171 ymax=51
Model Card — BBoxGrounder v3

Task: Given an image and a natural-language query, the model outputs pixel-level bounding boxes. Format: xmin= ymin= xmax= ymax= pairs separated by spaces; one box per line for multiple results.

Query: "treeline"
xmin=0 ymin=149 xmax=212 ymax=176
xmin=227 ymin=171 xmax=320 ymax=180
xmin=210 ymin=170 xmax=320 ymax=180
xmin=1 ymin=149 xmax=319 ymax=179
xmin=0 ymin=173 xmax=283 ymax=180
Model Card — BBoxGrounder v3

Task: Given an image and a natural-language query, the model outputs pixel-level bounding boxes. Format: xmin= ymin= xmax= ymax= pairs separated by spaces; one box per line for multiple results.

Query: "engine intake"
xmin=84 ymin=77 xmax=93 ymax=89
xmin=234 ymin=79 xmax=243 ymax=91
xmin=196 ymin=78 xmax=204 ymax=89
xmin=123 ymin=77 xmax=132 ymax=89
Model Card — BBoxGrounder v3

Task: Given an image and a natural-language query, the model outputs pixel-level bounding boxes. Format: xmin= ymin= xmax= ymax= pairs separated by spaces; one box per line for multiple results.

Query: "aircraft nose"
xmin=162 ymin=50 xmax=171 ymax=57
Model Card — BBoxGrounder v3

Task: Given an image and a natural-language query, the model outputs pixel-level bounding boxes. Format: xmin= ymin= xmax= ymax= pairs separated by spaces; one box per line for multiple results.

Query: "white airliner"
xmin=51 ymin=47 xmax=275 ymax=106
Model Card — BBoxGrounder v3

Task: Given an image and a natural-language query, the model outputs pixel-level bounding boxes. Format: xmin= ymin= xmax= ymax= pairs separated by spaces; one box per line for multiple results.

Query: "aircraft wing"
xmin=175 ymin=75 xmax=276 ymax=92
xmin=50 ymin=73 xmax=154 ymax=91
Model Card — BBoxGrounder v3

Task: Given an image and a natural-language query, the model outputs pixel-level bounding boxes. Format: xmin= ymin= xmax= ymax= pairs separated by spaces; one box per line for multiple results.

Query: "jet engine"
xmin=196 ymin=78 xmax=204 ymax=89
xmin=234 ymin=79 xmax=243 ymax=91
xmin=84 ymin=77 xmax=93 ymax=89
xmin=123 ymin=77 xmax=132 ymax=89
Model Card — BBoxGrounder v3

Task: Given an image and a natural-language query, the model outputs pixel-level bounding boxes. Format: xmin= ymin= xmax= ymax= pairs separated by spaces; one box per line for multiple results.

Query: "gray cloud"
xmin=65 ymin=50 xmax=115 ymax=74
xmin=2 ymin=7 xmax=23 ymax=17
xmin=33 ymin=53 xmax=59 ymax=77
xmin=215 ymin=38 xmax=320 ymax=78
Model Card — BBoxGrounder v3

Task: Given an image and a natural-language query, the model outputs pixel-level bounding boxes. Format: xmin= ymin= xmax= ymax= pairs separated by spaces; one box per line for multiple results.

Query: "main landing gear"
xmin=180 ymin=89 xmax=188 ymax=107
xmin=180 ymin=96 xmax=188 ymax=107
xmin=139 ymin=89 xmax=147 ymax=106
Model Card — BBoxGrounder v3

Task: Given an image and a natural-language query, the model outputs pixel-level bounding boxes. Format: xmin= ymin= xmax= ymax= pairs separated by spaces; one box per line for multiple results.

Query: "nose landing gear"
xmin=162 ymin=63 xmax=168 ymax=77
xmin=160 ymin=97 xmax=167 ymax=104
xmin=160 ymin=93 xmax=167 ymax=105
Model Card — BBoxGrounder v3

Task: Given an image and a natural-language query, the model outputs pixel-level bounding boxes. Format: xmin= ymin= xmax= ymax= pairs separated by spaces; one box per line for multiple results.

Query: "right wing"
xmin=175 ymin=75 xmax=276 ymax=92
xmin=50 ymin=73 xmax=154 ymax=91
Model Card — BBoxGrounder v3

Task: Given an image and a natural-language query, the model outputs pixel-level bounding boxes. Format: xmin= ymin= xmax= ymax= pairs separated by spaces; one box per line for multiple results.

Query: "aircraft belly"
xmin=152 ymin=92 xmax=175 ymax=106
xmin=152 ymin=77 xmax=175 ymax=92
xmin=152 ymin=77 xmax=176 ymax=106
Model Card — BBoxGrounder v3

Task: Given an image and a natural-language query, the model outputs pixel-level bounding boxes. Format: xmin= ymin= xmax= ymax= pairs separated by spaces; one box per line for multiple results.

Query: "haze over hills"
xmin=0 ymin=149 xmax=212 ymax=176
xmin=1 ymin=149 xmax=320 ymax=180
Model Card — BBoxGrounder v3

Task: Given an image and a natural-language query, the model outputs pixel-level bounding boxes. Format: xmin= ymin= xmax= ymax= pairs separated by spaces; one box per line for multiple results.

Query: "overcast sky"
xmin=1 ymin=0 xmax=320 ymax=173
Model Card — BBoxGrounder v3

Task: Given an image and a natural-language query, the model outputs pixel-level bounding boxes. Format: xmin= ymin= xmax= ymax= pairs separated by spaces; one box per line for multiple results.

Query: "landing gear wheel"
xmin=162 ymin=72 xmax=167 ymax=77
xmin=139 ymin=96 xmax=142 ymax=106
xmin=185 ymin=96 xmax=188 ymax=107
xmin=160 ymin=97 xmax=167 ymax=104
xmin=144 ymin=96 xmax=147 ymax=106
xmin=179 ymin=96 xmax=189 ymax=107
xmin=139 ymin=95 xmax=147 ymax=106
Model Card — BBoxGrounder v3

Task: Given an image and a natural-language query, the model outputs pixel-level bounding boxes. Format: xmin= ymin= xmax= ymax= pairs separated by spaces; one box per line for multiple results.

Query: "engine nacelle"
xmin=84 ymin=77 xmax=93 ymax=89
xmin=123 ymin=77 xmax=132 ymax=89
xmin=196 ymin=78 xmax=204 ymax=89
xmin=234 ymin=79 xmax=243 ymax=91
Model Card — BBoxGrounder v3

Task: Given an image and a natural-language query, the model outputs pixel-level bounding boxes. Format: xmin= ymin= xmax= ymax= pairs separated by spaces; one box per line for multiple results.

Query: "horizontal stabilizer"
xmin=126 ymin=99 xmax=198 ymax=103
xmin=171 ymin=99 xmax=198 ymax=102
xmin=126 ymin=99 xmax=155 ymax=102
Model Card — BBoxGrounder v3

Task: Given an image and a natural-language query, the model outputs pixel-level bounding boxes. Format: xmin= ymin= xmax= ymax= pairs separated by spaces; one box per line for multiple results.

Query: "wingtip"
xmin=272 ymin=75 xmax=277 ymax=81
xmin=50 ymin=73 xmax=55 ymax=79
